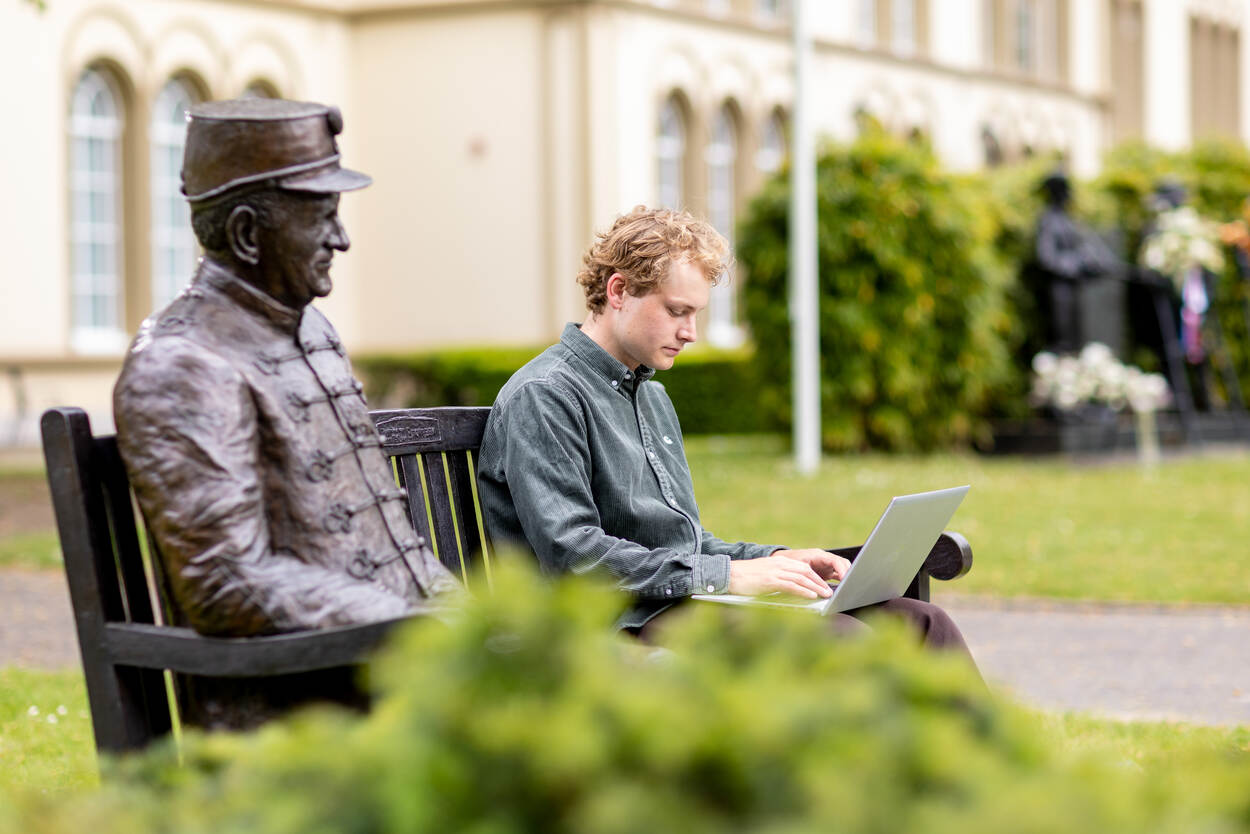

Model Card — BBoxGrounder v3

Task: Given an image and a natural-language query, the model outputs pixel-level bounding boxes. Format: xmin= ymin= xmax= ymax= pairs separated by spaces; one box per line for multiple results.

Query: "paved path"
xmin=0 ymin=569 xmax=79 ymax=670
xmin=2 ymin=569 xmax=1248 ymax=726
xmin=940 ymin=594 xmax=1250 ymax=726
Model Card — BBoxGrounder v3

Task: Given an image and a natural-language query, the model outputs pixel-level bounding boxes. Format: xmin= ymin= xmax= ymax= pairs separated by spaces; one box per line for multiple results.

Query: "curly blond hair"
xmin=577 ymin=207 xmax=731 ymax=314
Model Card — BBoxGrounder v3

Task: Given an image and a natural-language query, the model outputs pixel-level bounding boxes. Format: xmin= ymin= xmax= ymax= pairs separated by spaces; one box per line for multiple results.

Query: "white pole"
xmin=789 ymin=0 xmax=821 ymax=475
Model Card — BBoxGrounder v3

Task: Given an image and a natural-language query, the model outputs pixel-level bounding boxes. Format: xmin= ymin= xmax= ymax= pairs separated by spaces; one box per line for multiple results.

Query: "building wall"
xmin=347 ymin=6 xmax=549 ymax=349
xmin=2 ymin=0 xmax=1248 ymax=445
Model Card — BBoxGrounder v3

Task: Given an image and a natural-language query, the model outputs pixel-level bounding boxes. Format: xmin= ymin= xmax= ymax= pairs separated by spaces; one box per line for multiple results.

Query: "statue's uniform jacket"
xmin=113 ymin=260 xmax=460 ymax=636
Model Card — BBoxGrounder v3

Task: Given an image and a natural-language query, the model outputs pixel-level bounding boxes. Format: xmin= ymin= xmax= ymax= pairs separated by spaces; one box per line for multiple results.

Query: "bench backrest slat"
xmin=421 ymin=450 xmax=468 ymax=579
xmin=396 ymin=454 xmax=433 ymax=544
xmin=96 ymin=439 xmax=158 ymax=626
xmin=373 ymin=407 xmax=491 ymax=586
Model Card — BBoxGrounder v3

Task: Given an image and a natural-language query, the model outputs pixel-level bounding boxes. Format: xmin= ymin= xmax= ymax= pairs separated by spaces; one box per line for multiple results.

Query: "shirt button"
xmin=665 ymin=588 xmax=672 ymax=596
xmin=706 ymin=585 xmax=715 ymax=593
xmin=647 ymin=452 xmax=655 ymax=459
xmin=611 ymin=380 xmax=619 ymax=388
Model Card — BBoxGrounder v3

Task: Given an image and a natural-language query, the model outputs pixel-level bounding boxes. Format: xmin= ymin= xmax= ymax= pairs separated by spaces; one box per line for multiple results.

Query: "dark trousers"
xmin=633 ymin=596 xmax=981 ymax=678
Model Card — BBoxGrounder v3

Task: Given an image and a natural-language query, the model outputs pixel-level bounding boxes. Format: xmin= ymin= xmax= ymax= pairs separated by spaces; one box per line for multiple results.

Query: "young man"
xmin=477 ymin=207 xmax=973 ymax=652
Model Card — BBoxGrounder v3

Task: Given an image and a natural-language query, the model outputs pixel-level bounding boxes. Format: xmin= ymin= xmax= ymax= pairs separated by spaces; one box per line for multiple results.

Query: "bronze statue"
xmin=1034 ymin=169 xmax=1124 ymax=354
xmin=113 ymin=99 xmax=460 ymax=641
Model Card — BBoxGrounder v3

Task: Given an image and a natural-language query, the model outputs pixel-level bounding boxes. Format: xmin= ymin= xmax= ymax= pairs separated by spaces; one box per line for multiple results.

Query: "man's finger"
xmin=781 ymin=567 xmax=832 ymax=597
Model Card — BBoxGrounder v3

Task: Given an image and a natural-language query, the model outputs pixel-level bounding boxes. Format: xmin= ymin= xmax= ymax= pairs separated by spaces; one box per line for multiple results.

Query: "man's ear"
xmin=225 ymin=205 xmax=261 ymax=266
xmin=605 ymin=272 xmax=628 ymax=310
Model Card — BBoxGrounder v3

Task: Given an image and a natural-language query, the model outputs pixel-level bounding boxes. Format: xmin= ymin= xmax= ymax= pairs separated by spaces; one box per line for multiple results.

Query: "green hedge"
xmin=6 ymin=559 xmax=1250 ymax=834
xmin=737 ymin=131 xmax=1019 ymax=452
xmin=355 ymin=345 xmax=771 ymax=435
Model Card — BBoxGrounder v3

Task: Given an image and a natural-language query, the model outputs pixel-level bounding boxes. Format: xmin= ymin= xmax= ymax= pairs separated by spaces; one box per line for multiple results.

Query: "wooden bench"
xmin=41 ymin=405 xmax=972 ymax=756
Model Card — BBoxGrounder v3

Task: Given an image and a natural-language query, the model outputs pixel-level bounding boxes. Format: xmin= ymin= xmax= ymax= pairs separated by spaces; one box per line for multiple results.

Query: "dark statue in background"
xmin=113 ymin=99 xmax=460 ymax=652
xmin=1033 ymin=169 xmax=1125 ymax=355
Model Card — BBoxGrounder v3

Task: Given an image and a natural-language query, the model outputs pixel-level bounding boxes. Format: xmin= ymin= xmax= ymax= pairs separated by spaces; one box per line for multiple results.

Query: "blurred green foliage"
xmin=737 ymin=131 xmax=1019 ymax=451
xmin=355 ymin=345 xmax=772 ymax=435
xmin=4 ymin=559 xmax=1250 ymax=833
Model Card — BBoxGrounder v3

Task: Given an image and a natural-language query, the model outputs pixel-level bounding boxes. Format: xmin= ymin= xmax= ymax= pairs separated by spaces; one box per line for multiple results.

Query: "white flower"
xmin=46 ymin=714 xmax=58 ymax=725
xmin=56 ymin=705 xmax=68 ymax=716
xmin=26 ymin=705 xmax=38 ymax=717
xmin=1032 ymin=351 xmax=1058 ymax=376
xmin=1080 ymin=342 xmax=1113 ymax=367
xmin=1030 ymin=346 xmax=1170 ymax=414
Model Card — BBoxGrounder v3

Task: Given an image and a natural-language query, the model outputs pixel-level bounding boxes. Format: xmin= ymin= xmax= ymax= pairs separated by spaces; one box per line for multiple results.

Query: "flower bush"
xmin=1030 ymin=343 xmax=1170 ymax=414
xmin=1139 ymin=206 xmax=1225 ymax=292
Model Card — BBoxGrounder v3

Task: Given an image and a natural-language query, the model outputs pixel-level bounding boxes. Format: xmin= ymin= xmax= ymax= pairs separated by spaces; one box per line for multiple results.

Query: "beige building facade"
xmin=1 ymin=0 xmax=1247 ymax=444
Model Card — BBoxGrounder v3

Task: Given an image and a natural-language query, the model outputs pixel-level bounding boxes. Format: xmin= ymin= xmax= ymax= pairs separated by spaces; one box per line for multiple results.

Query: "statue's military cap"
xmin=182 ymin=99 xmax=371 ymax=204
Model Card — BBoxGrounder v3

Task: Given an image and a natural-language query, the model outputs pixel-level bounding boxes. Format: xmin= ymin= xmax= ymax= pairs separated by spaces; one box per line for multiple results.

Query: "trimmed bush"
xmin=5 ymin=558 xmax=1250 ymax=834
xmin=355 ymin=345 xmax=770 ymax=435
xmin=737 ymin=131 xmax=1019 ymax=451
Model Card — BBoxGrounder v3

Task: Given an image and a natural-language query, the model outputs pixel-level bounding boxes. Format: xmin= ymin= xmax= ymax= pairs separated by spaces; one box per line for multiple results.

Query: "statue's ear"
xmin=226 ymin=205 xmax=261 ymax=266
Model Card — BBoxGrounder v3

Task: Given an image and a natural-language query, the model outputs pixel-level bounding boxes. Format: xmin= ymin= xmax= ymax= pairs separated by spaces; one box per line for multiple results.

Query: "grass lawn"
xmin=1047 ymin=712 xmax=1250 ymax=768
xmin=687 ymin=437 xmax=1250 ymax=606
xmin=0 ymin=668 xmax=97 ymax=795
xmin=0 ymin=531 xmax=61 ymax=570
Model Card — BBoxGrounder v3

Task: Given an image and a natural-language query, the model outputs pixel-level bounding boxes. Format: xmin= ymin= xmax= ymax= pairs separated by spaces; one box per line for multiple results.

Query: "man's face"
xmin=609 ymin=259 xmax=710 ymax=371
xmin=260 ymin=192 xmax=349 ymax=309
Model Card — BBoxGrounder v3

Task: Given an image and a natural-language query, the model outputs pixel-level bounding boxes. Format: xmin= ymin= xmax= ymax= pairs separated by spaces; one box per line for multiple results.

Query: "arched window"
xmin=706 ymin=105 xmax=742 ymax=347
xmin=858 ymin=0 xmax=878 ymax=46
xmin=1014 ymin=0 xmax=1035 ymax=72
xmin=240 ymin=80 xmax=278 ymax=99
xmin=68 ymin=68 xmax=125 ymax=353
xmin=150 ymin=77 xmax=199 ymax=312
xmin=657 ymin=95 xmax=686 ymax=210
xmin=756 ymin=110 xmax=786 ymax=175
xmin=891 ymin=0 xmax=918 ymax=55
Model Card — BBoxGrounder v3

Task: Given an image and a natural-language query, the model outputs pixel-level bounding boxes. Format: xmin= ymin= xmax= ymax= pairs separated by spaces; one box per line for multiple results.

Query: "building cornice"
xmin=1 ymin=356 xmax=123 ymax=371
xmin=295 ymin=0 xmax=1108 ymax=109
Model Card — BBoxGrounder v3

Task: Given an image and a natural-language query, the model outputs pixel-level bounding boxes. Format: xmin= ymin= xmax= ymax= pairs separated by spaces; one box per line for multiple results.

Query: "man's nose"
xmin=679 ymin=313 xmax=697 ymax=343
xmin=329 ymin=216 xmax=350 ymax=252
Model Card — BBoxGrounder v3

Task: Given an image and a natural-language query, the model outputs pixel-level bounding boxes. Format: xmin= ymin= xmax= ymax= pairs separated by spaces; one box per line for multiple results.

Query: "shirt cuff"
xmin=691 ymin=552 xmax=731 ymax=595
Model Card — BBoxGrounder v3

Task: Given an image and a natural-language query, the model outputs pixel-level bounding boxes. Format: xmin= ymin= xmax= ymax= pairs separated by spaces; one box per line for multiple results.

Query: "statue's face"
xmin=259 ymin=192 xmax=350 ymax=308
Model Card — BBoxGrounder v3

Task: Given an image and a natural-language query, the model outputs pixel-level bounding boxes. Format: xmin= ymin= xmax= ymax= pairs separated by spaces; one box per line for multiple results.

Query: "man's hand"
xmin=772 ymin=548 xmax=852 ymax=582
xmin=727 ymin=554 xmax=835 ymax=599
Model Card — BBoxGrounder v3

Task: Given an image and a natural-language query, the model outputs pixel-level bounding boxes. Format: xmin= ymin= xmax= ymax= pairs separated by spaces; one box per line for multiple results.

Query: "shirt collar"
xmin=561 ymin=322 xmax=655 ymax=394
xmin=194 ymin=258 xmax=304 ymax=335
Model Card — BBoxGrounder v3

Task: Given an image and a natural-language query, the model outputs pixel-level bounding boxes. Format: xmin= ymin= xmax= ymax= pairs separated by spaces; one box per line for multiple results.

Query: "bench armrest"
xmin=828 ymin=530 xmax=973 ymax=582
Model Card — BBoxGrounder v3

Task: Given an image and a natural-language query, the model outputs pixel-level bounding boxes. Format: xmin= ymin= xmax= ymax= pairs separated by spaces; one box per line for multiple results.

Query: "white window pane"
xmin=657 ymin=96 xmax=686 ymax=210
xmin=69 ymin=69 xmax=123 ymax=345
xmin=1016 ymin=0 xmax=1034 ymax=71
xmin=150 ymin=78 xmax=199 ymax=311
xmin=859 ymin=0 xmax=878 ymax=45
xmin=706 ymin=107 xmax=742 ymax=348
xmin=892 ymin=0 xmax=916 ymax=55
xmin=757 ymin=113 xmax=785 ymax=174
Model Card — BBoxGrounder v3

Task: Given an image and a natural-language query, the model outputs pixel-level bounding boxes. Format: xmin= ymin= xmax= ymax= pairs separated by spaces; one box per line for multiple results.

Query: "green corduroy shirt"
xmin=477 ymin=323 xmax=779 ymax=629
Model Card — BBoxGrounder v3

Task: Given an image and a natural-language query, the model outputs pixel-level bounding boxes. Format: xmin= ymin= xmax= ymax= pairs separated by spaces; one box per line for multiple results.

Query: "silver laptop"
xmin=691 ymin=485 xmax=970 ymax=615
